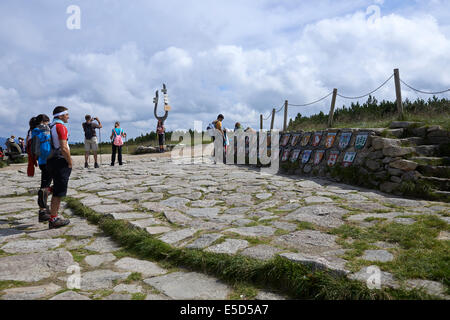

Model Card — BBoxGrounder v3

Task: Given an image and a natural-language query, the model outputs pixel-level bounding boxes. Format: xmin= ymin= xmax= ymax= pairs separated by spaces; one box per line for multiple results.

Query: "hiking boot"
xmin=85 ymin=162 xmax=89 ymax=168
xmin=38 ymin=208 xmax=51 ymax=223
xmin=38 ymin=188 xmax=48 ymax=209
xmin=49 ymin=217 xmax=70 ymax=229
xmin=110 ymin=163 xmax=114 ymax=166
xmin=94 ymin=162 xmax=99 ymax=168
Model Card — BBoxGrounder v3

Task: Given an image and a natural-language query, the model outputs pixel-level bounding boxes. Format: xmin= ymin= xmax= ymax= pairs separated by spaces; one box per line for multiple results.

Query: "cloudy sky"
xmin=1 ymin=0 xmax=449 ymax=142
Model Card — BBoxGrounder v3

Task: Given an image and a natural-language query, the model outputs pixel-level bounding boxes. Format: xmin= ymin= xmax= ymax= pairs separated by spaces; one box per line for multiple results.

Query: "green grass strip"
xmin=65 ymin=197 xmax=436 ymax=300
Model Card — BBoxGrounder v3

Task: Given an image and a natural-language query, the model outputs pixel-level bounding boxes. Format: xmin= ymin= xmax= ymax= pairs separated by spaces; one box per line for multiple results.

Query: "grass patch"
xmin=0 ymin=280 xmax=28 ymax=291
xmin=332 ymin=216 xmax=450 ymax=289
xmin=69 ymin=248 xmax=96 ymax=263
xmin=124 ymin=272 xmax=143 ymax=283
xmin=131 ymin=292 xmax=147 ymax=300
xmin=228 ymin=282 xmax=259 ymax=300
xmin=65 ymin=197 xmax=438 ymax=300
xmin=91 ymin=289 xmax=114 ymax=300
xmin=295 ymin=221 xmax=317 ymax=231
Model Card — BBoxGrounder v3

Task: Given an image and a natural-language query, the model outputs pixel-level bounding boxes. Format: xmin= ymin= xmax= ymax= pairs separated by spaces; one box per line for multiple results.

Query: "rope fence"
xmin=257 ymin=68 xmax=450 ymax=131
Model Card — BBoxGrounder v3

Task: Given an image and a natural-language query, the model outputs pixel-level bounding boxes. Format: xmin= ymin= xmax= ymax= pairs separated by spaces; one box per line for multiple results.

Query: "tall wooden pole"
xmin=260 ymin=114 xmax=263 ymax=131
xmin=270 ymin=108 xmax=276 ymax=130
xmin=394 ymin=68 xmax=404 ymax=120
xmin=328 ymin=88 xmax=338 ymax=128
xmin=283 ymin=100 xmax=288 ymax=132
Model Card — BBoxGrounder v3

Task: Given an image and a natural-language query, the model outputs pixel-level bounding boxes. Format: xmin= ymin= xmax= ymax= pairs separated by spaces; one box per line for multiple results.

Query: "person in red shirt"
xmin=46 ymin=106 xmax=72 ymax=229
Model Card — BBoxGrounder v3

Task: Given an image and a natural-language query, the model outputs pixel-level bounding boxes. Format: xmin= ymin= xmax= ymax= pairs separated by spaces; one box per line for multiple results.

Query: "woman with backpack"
xmin=31 ymin=114 xmax=53 ymax=222
xmin=26 ymin=117 xmax=39 ymax=177
xmin=110 ymin=121 xmax=126 ymax=166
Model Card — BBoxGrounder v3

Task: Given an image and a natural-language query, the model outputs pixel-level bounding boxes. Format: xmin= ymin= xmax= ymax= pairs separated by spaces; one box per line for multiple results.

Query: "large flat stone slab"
xmin=406 ymin=279 xmax=448 ymax=298
xmin=0 ymin=249 xmax=74 ymax=282
xmin=361 ymin=250 xmax=394 ymax=262
xmin=85 ymin=237 xmax=120 ymax=253
xmin=114 ymin=257 xmax=167 ymax=277
xmin=113 ymin=284 xmax=143 ymax=294
xmin=240 ymin=245 xmax=282 ymax=261
xmin=1 ymin=238 xmax=66 ymax=254
xmin=146 ymin=226 xmax=172 ymax=235
xmin=1 ymin=283 xmax=61 ymax=300
xmin=91 ymin=204 xmax=135 ymax=214
xmin=280 ymin=252 xmax=349 ymax=276
xmin=185 ymin=233 xmax=223 ymax=249
xmin=274 ymin=230 xmax=340 ymax=254
xmin=143 ymin=272 xmax=231 ymax=300
xmin=65 ymin=222 xmax=99 ymax=237
xmin=348 ymin=266 xmax=399 ymax=289
xmin=160 ymin=197 xmax=190 ymax=210
xmin=84 ymin=253 xmax=117 ymax=267
xmin=185 ymin=208 xmax=221 ymax=219
xmin=304 ymin=196 xmax=334 ymax=204
xmin=205 ymin=239 xmax=249 ymax=254
xmin=158 ymin=228 xmax=197 ymax=245
xmin=163 ymin=210 xmax=192 ymax=225
xmin=50 ymin=291 xmax=91 ymax=300
xmin=80 ymin=270 xmax=131 ymax=291
xmin=226 ymin=226 xmax=276 ymax=237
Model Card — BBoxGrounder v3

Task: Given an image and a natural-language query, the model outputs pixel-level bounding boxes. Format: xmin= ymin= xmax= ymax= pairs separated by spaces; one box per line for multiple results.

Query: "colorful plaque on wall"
xmin=355 ymin=134 xmax=368 ymax=150
xmin=302 ymin=150 xmax=313 ymax=164
xmin=311 ymin=132 xmax=323 ymax=147
xmin=327 ymin=150 xmax=340 ymax=167
xmin=290 ymin=149 xmax=301 ymax=163
xmin=342 ymin=152 xmax=357 ymax=167
xmin=290 ymin=134 xmax=301 ymax=147
xmin=313 ymin=150 xmax=325 ymax=165
xmin=280 ymin=134 xmax=291 ymax=147
xmin=281 ymin=149 xmax=291 ymax=162
xmin=339 ymin=132 xmax=352 ymax=149
xmin=325 ymin=133 xmax=337 ymax=149
xmin=300 ymin=133 xmax=311 ymax=147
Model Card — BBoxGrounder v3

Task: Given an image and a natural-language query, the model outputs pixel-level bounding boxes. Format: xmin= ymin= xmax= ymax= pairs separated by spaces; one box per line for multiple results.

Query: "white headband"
xmin=53 ymin=111 xmax=68 ymax=117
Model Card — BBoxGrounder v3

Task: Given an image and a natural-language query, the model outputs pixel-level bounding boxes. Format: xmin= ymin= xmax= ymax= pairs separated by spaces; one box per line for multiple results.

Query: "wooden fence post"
xmin=270 ymin=108 xmax=276 ymax=130
xmin=283 ymin=100 xmax=288 ymax=132
xmin=328 ymin=88 xmax=338 ymax=128
xmin=394 ymin=68 xmax=404 ymax=120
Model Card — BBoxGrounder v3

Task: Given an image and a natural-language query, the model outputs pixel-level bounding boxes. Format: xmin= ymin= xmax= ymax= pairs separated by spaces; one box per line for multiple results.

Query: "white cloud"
xmin=0 ymin=1 xmax=449 ymax=141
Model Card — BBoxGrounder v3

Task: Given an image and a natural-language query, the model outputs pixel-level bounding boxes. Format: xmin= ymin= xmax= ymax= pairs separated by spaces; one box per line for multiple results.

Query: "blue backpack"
xmin=31 ymin=124 xmax=53 ymax=164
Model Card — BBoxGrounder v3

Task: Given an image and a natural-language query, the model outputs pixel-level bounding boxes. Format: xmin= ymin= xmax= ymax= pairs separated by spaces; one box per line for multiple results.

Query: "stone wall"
xmin=240 ymin=122 xmax=450 ymax=202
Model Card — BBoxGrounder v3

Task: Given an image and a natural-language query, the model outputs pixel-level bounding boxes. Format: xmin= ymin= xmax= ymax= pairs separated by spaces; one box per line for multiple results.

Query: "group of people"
xmin=25 ymin=107 xmax=130 ymax=230
xmin=81 ymin=115 xmax=127 ymax=168
xmin=2 ymin=136 xmax=26 ymax=161
xmin=209 ymin=114 xmax=254 ymax=151
xmin=26 ymin=107 xmax=72 ymax=229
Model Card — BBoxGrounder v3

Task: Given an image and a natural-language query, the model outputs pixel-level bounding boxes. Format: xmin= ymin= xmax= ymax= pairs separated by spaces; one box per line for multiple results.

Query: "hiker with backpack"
xmin=82 ymin=115 xmax=102 ymax=168
xmin=206 ymin=114 xmax=225 ymax=162
xmin=26 ymin=117 xmax=39 ymax=177
xmin=31 ymin=114 xmax=53 ymax=222
xmin=110 ymin=121 xmax=126 ymax=166
xmin=45 ymin=106 xmax=72 ymax=229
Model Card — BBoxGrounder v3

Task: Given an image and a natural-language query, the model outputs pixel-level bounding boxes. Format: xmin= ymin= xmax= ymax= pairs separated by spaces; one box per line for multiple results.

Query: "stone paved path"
xmin=0 ymin=155 xmax=449 ymax=299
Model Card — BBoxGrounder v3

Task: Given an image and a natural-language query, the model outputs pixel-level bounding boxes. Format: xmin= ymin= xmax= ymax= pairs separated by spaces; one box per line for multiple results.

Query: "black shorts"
xmin=39 ymin=164 xmax=52 ymax=189
xmin=158 ymin=133 xmax=165 ymax=146
xmin=47 ymin=157 xmax=71 ymax=197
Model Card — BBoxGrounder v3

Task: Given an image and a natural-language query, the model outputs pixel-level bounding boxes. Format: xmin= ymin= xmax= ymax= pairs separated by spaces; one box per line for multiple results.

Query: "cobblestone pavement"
xmin=0 ymin=155 xmax=448 ymax=299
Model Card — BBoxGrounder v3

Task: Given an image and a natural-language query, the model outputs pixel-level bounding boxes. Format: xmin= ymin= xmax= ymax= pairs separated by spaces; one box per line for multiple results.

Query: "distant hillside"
xmin=287 ymin=96 xmax=450 ymax=131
